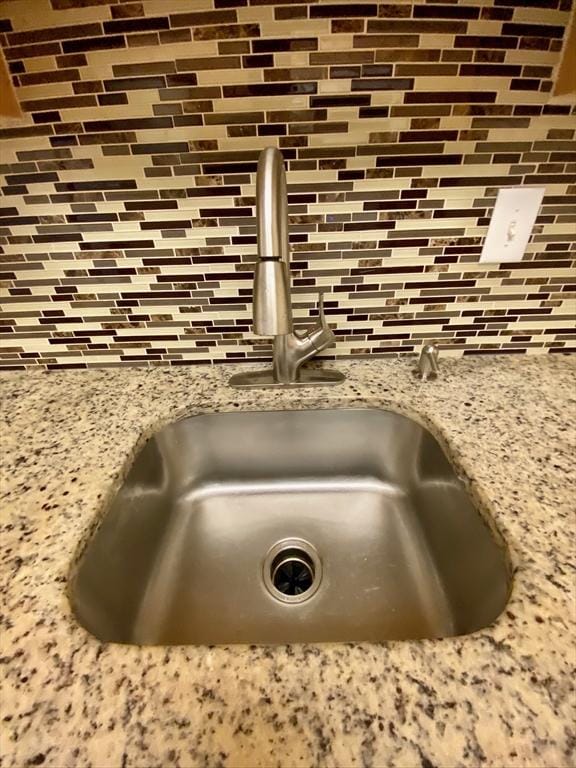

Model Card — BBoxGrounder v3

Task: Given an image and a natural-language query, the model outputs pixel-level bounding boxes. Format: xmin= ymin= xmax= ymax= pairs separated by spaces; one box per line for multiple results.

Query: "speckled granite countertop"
xmin=1 ymin=355 xmax=575 ymax=768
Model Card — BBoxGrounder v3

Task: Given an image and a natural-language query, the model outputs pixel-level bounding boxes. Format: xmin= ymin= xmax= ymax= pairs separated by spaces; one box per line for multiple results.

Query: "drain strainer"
xmin=263 ymin=538 xmax=322 ymax=604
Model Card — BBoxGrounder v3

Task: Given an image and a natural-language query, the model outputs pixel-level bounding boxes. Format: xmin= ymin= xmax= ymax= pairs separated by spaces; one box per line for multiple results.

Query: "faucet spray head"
xmin=253 ymin=259 xmax=292 ymax=335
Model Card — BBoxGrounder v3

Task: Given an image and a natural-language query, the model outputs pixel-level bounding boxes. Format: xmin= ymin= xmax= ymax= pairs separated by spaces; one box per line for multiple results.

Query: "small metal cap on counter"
xmin=416 ymin=343 xmax=440 ymax=381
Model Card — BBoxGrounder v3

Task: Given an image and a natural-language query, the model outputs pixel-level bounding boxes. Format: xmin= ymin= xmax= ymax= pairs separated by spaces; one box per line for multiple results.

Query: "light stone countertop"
xmin=1 ymin=355 xmax=575 ymax=768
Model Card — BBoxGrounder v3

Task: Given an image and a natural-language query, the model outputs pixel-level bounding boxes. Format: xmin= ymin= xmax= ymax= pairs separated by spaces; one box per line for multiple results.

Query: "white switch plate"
xmin=479 ymin=187 xmax=545 ymax=263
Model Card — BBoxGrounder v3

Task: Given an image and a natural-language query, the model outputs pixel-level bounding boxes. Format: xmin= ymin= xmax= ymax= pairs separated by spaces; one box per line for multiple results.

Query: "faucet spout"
xmin=257 ymin=147 xmax=290 ymax=265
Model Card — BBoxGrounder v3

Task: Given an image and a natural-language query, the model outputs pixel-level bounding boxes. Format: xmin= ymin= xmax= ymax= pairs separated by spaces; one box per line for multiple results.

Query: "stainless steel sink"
xmin=70 ymin=408 xmax=512 ymax=645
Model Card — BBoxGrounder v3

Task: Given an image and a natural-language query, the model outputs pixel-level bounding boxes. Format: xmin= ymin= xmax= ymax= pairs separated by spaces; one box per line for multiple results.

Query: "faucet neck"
xmin=257 ymin=147 xmax=290 ymax=268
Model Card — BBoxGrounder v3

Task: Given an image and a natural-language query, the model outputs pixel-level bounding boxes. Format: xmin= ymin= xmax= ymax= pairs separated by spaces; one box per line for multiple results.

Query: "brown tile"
xmin=111 ymin=3 xmax=144 ymax=19
xmin=331 ymin=65 xmax=362 ymax=78
xmin=180 ymin=100 xmax=212 ymax=114
xmin=264 ymin=67 xmax=326 ymax=81
xmin=311 ymin=50 xmax=373 ymax=64
xmin=460 ymin=64 xmax=521 ymax=77
xmin=103 ymin=17 xmax=169 ymax=34
xmin=98 ymin=93 xmax=129 ymax=106
xmin=414 ymin=4 xmax=480 ymax=20
xmin=52 ymin=121 xmax=82 ymax=135
xmin=367 ymin=19 xmax=468 ymax=33
xmin=160 ymin=29 xmax=190 ymax=44
xmin=310 ymin=3 xmax=377 ymax=17
xmin=332 ymin=19 xmax=365 ymax=32
xmin=311 ymin=94 xmax=370 ymax=107
xmin=32 ymin=111 xmax=61 ymax=124
xmin=376 ymin=49 xmax=440 ymax=62
xmin=396 ymin=64 xmax=457 ymax=76
xmin=253 ymin=37 xmax=317 ymax=52
xmin=4 ymin=42 xmax=62 ymax=60
xmin=84 ymin=117 xmax=171 ymax=132
xmin=127 ymin=32 xmax=159 ymax=48
xmin=243 ymin=56 xmax=274 ymax=72
xmin=74 ymin=80 xmax=103 ymax=93
xmin=377 ymin=5 xmax=411 ymax=18
xmin=170 ymin=10 xmax=237 ymax=27
xmin=227 ymin=125 xmax=256 ymax=137
xmin=290 ymin=122 xmax=348 ymax=135
xmin=56 ymin=53 xmax=87 ymax=68
xmin=19 ymin=69 xmax=81 ymax=86
xmin=50 ymin=0 xmax=111 ymax=7
xmin=453 ymin=104 xmax=512 ymax=116
xmin=351 ymin=77 xmax=413 ymax=91
xmin=503 ymin=22 xmax=565 ymax=39
xmin=275 ymin=5 xmax=308 ymax=19
xmin=205 ymin=111 xmax=263 ymax=125
xmin=8 ymin=61 xmax=24 ymax=74
xmin=473 ymin=50 xmax=506 ymax=63
xmin=400 ymin=130 xmax=458 ymax=142
xmin=358 ymin=106 xmax=390 ymax=118
xmin=20 ymin=95 xmax=97 ymax=112
xmin=164 ymin=77 xmax=217 ymax=93
xmin=63 ymin=36 xmax=126 ymax=53
xmin=194 ymin=24 xmax=260 ymax=41
xmin=511 ymin=78 xmax=541 ymax=91
xmin=443 ymin=50 xmax=473 ymax=62
xmin=519 ymin=36 xmax=551 ymax=51
xmin=354 ymin=34 xmax=419 ymax=48
xmin=378 ymin=153 xmax=463 ymax=168
xmin=177 ymin=56 xmax=240 ymax=71
xmin=405 ymin=91 xmax=497 ymax=104
xmin=268 ymin=108 xmax=326 ymax=122
xmin=7 ymin=23 xmax=102 ymax=46
xmin=455 ymin=35 xmax=518 ymax=50
xmin=223 ymin=82 xmax=316 ymax=97
xmin=16 ymin=148 xmax=72 ymax=161
xmin=113 ymin=61 xmax=176 ymax=76
xmin=104 ymin=75 xmax=167 ymax=91
xmin=219 ymin=40 xmax=250 ymax=54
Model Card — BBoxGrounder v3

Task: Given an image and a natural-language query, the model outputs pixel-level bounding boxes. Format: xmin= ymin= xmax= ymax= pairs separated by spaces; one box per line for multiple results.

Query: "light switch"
xmin=479 ymin=187 xmax=545 ymax=264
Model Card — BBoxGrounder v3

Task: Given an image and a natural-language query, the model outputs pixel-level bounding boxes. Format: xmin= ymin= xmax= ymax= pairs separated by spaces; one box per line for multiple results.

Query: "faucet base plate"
xmin=229 ymin=367 xmax=345 ymax=389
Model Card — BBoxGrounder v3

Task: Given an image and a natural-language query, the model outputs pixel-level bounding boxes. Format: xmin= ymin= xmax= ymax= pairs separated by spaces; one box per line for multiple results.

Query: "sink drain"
xmin=263 ymin=539 xmax=322 ymax=604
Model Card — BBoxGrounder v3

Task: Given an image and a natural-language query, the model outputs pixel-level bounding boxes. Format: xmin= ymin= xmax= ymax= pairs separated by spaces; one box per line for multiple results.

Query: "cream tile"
xmin=419 ymin=34 xmax=455 ymax=49
xmin=496 ymin=90 xmax=548 ymax=105
xmin=515 ymin=7 xmax=570 ymax=24
xmin=506 ymin=50 xmax=561 ymax=66
xmin=237 ymin=6 xmax=274 ymax=23
xmin=212 ymin=94 xmax=309 ymax=111
xmin=317 ymin=79 xmax=351 ymax=94
xmin=197 ymin=68 xmax=262 ymax=86
xmin=318 ymin=35 xmax=354 ymax=51
xmin=371 ymin=91 xmax=404 ymax=106
xmin=22 ymin=57 xmax=57 ymax=73
xmin=412 ymin=76 xmax=510 ymax=91
xmin=14 ymin=82 xmax=74 ymax=99
xmin=4 ymin=0 xmax=110 ymax=28
xmin=466 ymin=20 xmax=506 ymax=35
xmin=143 ymin=0 xmax=213 ymax=11
xmin=274 ymin=52 xmax=311 ymax=68
xmin=260 ymin=19 xmax=330 ymax=37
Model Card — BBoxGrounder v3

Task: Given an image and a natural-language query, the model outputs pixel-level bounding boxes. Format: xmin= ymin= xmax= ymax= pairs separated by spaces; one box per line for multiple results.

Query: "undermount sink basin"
xmin=70 ymin=408 xmax=511 ymax=645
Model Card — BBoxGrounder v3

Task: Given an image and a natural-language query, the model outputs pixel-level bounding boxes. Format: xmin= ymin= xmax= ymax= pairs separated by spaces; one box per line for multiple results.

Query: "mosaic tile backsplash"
xmin=0 ymin=0 xmax=575 ymax=370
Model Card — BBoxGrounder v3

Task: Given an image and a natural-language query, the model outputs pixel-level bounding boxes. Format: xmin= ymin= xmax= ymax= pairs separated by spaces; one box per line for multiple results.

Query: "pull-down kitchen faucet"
xmin=229 ymin=147 xmax=345 ymax=389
